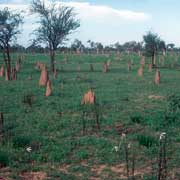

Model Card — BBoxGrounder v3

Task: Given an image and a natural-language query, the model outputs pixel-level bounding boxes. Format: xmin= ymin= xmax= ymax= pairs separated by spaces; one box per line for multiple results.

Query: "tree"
xmin=167 ymin=43 xmax=175 ymax=51
xmin=95 ymin=42 xmax=103 ymax=54
xmin=123 ymin=41 xmax=136 ymax=53
xmin=26 ymin=42 xmax=44 ymax=53
xmin=30 ymin=0 xmax=80 ymax=72
xmin=87 ymin=40 xmax=95 ymax=49
xmin=71 ymin=39 xmax=84 ymax=53
xmin=11 ymin=44 xmax=25 ymax=53
xmin=143 ymin=31 xmax=163 ymax=67
xmin=159 ymin=40 xmax=166 ymax=55
xmin=0 ymin=8 xmax=23 ymax=79
xmin=134 ymin=42 xmax=143 ymax=54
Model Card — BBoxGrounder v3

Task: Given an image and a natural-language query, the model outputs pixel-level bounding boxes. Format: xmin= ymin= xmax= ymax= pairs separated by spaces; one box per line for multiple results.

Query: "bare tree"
xmin=30 ymin=0 xmax=80 ymax=72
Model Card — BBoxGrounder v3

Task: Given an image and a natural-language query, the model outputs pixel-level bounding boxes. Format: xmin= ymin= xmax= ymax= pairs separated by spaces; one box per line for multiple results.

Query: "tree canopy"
xmin=0 ymin=7 xmax=23 ymax=79
xmin=30 ymin=0 xmax=80 ymax=72
xmin=143 ymin=31 xmax=166 ymax=66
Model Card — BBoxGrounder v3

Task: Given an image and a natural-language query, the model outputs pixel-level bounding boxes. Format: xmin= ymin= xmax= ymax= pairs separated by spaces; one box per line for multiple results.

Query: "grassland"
xmin=1 ymin=52 xmax=180 ymax=179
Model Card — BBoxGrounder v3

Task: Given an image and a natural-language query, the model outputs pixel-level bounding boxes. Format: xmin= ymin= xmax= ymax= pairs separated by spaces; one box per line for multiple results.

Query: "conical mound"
xmin=155 ymin=70 xmax=160 ymax=84
xmin=0 ymin=65 xmax=5 ymax=77
xmin=39 ymin=64 xmax=48 ymax=86
xmin=138 ymin=66 xmax=143 ymax=77
xmin=45 ymin=80 xmax=52 ymax=97
xmin=81 ymin=89 xmax=96 ymax=105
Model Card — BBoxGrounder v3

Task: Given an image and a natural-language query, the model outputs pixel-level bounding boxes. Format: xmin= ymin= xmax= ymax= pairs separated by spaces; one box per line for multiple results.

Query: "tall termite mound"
xmin=138 ymin=66 xmax=143 ymax=77
xmin=45 ymin=80 xmax=52 ymax=97
xmin=39 ymin=64 xmax=49 ymax=86
xmin=155 ymin=70 xmax=160 ymax=84
xmin=0 ymin=65 xmax=5 ymax=77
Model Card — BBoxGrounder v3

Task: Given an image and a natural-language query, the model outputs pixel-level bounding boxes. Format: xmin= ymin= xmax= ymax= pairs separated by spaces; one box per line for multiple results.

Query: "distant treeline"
xmin=1 ymin=41 xmax=179 ymax=54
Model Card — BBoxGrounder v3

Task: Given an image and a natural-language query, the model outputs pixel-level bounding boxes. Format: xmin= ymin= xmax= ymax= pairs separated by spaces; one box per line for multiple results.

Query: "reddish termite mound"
xmin=155 ymin=70 xmax=160 ymax=84
xmin=128 ymin=61 xmax=131 ymax=71
xmin=138 ymin=66 xmax=143 ymax=77
xmin=45 ymin=80 xmax=52 ymax=97
xmin=0 ymin=65 xmax=5 ymax=77
xmin=39 ymin=64 xmax=49 ymax=86
xmin=81 ymin=89 xmax=96 ymax=105
xmin=103 ymin=62 xmax=108 ymax=73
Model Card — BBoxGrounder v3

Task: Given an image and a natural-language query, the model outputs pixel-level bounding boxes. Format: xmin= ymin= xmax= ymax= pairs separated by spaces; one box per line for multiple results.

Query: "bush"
xmin=0 ymin=151 xmax=9 ymax=167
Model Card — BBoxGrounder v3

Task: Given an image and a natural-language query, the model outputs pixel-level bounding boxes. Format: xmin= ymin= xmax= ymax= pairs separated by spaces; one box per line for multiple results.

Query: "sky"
xmin=0 ymin=0 xmax=180 ymax=47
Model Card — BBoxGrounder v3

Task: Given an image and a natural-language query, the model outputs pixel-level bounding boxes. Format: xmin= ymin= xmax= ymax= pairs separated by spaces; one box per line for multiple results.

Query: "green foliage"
xmin=69 ymin=165 xmax=90 ymax=173
xmin=137 ymin=134 xmax=157 ymax=148
xmin=13 ymin=135 xmax=32 ymax=148
xmin=143 ymin=31 xmax=166 ymax=65
xmin=167 ymin=94 xmax=180 ymax=113
xmin=130 ymin=115 xmax=143 ymax=124
xmin=143 ymin=176 xmax=157 ymax=180
xmin=48 ymin=171 xmax=77 ymax=180
xmin=75 ymin=150 xmax=89 ymax=160
xmin=0 ymin=151 xmax=9 ymax=167
xmin=30 ymin=0 xmax=80 ymax=51
xmin=22 ymin=94 xmax=34 ymax=107
xmin=162 ymin=94 xmax=180 ymax=127
xmin=0 ymin=53 xmax=180 ymax=179
xmin=0 ymin=7 xmax=23 ymax=71
xmin=164 ymin=112 xmax=177 ymax=126
xmin=30 ymin=0 xmax=80 ymax=71
xmin=0 ymin=8 xmax=23 ymax=44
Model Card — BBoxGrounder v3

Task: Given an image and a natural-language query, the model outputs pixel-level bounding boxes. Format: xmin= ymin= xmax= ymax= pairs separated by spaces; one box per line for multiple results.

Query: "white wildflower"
xmin=159 ymin=132 xmax=166 ymax=140
xmin=114 ymin=146 xmax=119 ymax=152
xmin=128 ymin=143 xmax=131 ymax=149
xmin=26 ymin=146 xmax=32 ymax=153
xmin=121 ymin=133 xmax=126 ymax=139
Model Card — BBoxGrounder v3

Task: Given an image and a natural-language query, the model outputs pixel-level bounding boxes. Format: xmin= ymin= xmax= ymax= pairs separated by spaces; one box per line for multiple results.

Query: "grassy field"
xmin=1 ymin=52 xmax=180 ymax=179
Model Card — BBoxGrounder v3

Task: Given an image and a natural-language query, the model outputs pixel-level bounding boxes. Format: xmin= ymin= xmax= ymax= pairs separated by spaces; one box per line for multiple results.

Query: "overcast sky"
xmin=0 ymin=0 xmax=180 ymax=47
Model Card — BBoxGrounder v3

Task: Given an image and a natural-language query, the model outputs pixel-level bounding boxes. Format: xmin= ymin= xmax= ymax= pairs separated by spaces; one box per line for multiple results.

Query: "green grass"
xmin=0 ymin=52 xmax=180 ymax=179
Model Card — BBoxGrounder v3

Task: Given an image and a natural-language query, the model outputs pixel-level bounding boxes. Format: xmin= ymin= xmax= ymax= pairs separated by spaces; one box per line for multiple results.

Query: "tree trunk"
xmin=152 ymin=52 xmax=156 ymax=68
xmin=3 ymin=49 xmax=8 ymax=68
xmin=50 ymin=49 xmax=55 ymax=73
xmin=6 ymin=44 xmax=11 ymax=80
xmin=1 ymin=45 xmax=8 ymax=75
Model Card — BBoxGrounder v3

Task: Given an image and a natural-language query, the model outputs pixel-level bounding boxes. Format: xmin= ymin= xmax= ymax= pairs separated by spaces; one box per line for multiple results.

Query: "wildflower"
xmin=113 ymin=146 xmax=119 ymax=152
xmin=121 ymin=133 xmax=126 ymax=139
xmin=128 ymin=143 xmax=131 ymax=149
xmin=26 ymin=147 xmax=32 ymax=153
xmin=159 ymin=132 xmax=166 ymax=140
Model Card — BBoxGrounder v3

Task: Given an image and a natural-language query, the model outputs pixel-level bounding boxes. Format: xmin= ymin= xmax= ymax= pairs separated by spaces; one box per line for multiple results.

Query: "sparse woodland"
xmin=1 ymin=1 xmax=180 ymax=180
